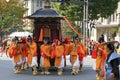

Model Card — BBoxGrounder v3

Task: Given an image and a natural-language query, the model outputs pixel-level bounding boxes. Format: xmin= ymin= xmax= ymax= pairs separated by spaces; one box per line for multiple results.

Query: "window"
xmin=40 ymin=0 xmax=42 ymax=7
xmin=37 ymin=0 xmax=39 ymax=7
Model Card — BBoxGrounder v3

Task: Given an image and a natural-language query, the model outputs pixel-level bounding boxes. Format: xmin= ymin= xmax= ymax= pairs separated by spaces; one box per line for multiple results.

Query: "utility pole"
xmin=69 ymin=0 xmax=93 ymax=44
xmin=83 ymin=0 xmax=88 ymax=45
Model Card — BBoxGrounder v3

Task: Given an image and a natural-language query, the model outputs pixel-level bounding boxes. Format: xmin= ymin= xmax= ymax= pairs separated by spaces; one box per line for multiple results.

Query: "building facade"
xmin=90 ymin=2 xmax=120 ymax=42
xmin=23 ymin=0 xmax=44 ymax=16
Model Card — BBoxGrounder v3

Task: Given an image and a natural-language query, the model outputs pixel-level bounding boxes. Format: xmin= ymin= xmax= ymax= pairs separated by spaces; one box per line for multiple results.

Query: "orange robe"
xmin=7 ymin=42 xmax=16 ymax=57
xmin=13 ymin=43 xmax=22 ymax=63
xmin=21 ymin=43 xmax=28 ymax=61
xmin=51 ymin=45 xmax=64 ymax=67
xmin=64 ymin=43 xmax=73 ymax=55
xmin=40 ymin=44 xmax=51 ymax=68
xmin=80 ymin=43 xmax=87 ymax=56
xmin=70 ymin=43 xmax=81 ymax=64
xmin=27 ymin=42 xmax=37 ymax=65
xmin=8 ymin=42 xmax=22 ymax=63
xmin=62 ymin=43 xmax=73 ymax=67
xmin=79 ymin=43 xmax=87 ymax=62
xmin=96 ymin=43 xmax=107 ymax=71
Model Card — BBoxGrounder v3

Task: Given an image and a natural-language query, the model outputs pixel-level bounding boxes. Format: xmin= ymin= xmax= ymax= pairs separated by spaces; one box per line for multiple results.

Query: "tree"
xmin=88 ymin=0 xmax=119 ymax=20
xmin=52 ymin=0 xmax=120 ymax=37
xmin=52 ymin=0 xmax=120 ymax=20
xmin=0 ymin=0 xmax=28 ymax=35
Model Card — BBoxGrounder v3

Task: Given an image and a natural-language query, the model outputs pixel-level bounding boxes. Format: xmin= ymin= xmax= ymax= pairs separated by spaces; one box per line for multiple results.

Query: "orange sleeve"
xmin=68 ymin=43 xmax=74 ymax=54
xmin=7 ymin=43 xmax=15 ymax=57
xmin=77 ymin=45 xmax=84 ymax=55
xmin=56 ymin=45 xmax=64 ymax=57
xmin=64 ymin=44 xmax=70 ymax=55
xmin=80 ymin=43 xmax=87 ymax=56
xmin=30 ymin=42 xmax=37 ymax=56
xmin=40 ymin=45 xmax=51 ymax=57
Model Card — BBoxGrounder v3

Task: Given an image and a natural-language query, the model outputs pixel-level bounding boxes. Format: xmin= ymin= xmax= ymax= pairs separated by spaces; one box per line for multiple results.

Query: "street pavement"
xmin=0 ymin=53 xmax=96 ymax=80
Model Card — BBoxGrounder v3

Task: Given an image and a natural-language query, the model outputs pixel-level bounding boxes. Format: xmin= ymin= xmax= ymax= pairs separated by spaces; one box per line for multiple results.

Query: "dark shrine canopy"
xmin=26 ymin=8 xmax=63 ymax=19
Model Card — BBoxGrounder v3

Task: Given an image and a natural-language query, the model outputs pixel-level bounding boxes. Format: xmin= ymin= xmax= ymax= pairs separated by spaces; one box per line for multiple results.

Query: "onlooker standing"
xmin=105 ymin=43 xmax=120 ymax=80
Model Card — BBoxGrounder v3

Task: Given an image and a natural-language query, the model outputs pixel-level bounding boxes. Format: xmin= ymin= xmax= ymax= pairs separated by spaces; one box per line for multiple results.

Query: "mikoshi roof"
xmin=26 ymin=8 xmax=63 ymax=19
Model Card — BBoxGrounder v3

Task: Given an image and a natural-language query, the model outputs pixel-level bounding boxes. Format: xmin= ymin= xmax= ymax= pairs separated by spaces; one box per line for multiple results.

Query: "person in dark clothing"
xmin=105 ymin=43 xmax=120 ymax=80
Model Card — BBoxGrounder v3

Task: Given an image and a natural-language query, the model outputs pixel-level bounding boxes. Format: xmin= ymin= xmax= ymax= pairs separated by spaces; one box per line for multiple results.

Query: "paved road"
xmin=0 ymin=54 xmax=96 ymax=80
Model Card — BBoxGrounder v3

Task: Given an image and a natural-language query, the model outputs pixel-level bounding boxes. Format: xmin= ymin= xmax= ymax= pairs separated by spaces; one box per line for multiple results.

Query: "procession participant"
xmin=21 ymin=37 xmax=28 ymax=70
xmin=63 ymin=37 xmax=72 ymax=55
xmin=93 ymin=36 xmax=107 ymax=80
xmin=51 ymin=39 xmax=64 ymax=76
xmin=7 ymin=37 xmax=23 ymax=74
xmin=40 ymin=38 xmax=51 ymax=75
xmin=70 ymin=38 xmax=82 ymax=75
xmin=26 ymin=35 xmax=38 ymax=75
xmin=77 ymin=38 xmax=87 ymax=72
xmin=62 ymin=37 xmax=73 ymax=67
xmin=105 ymin=42 xmax=120 ymax=80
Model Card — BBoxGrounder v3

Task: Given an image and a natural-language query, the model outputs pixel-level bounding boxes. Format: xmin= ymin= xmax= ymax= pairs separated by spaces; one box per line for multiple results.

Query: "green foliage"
xmin=52 ymin=0 xmax=120 ymax=37
xmin=88 ymin=0 xmax=119 ymax=20
xmin=0 ymin=0 xmax=28 ymax=34
xmin=52 ymin=2 xmax=83 ymax=21
xmin=52 ymin=0 xmax=119 ymax=20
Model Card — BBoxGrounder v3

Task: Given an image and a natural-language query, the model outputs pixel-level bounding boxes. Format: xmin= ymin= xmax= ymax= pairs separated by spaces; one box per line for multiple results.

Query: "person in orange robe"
xmin=40 ymin=38 xmax=51 ymax=75
xmin=78 ymin=39 xmax=87 ymax=72
xmin=21 ymin=37 xmax=28 ymax=70
xmin=26 ymin=36 xmax=38 ymax=75
xmin=7 ymin=37 xmax=23 ymax=74
xmin=63 ymin=37 xmax=73 ymax=55
xmin=63 ymin=37 xmax=73 ymax=67
xmin=51 ymin=39 xmax=64 ymax=76
xmin=94 ymin=36 xmax=107 ymax=80
xmin=70 ymin=38 xmax=82 ymax=75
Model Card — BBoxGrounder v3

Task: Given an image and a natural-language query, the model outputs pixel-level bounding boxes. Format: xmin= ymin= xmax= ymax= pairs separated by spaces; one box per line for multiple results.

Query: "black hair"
xmin=15 ymin=36 xmax=18 ymax=40
xmin=27 ymin=35 xmax=32 ymax=41
xmin=73 ymin=36 xmax=79 ymax=42
xmin=98 ymin=35 xmax=104 ymax=43
xmin=106 ymin=43 xmax=115 ymax=63
xmin=106 ymin=43 xmax=115 ymax=52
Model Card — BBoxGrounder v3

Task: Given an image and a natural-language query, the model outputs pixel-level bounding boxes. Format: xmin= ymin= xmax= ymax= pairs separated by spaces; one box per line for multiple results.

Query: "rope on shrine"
xmin=63 ymin=17 xmax=91 ymax=44
xmin=4 ymin=19 xmax=32 ymax=39
xmin=16 ymin=20 xmax=32 ymax=31
xmin=0 ymin=18 xmax=29 ymax=33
